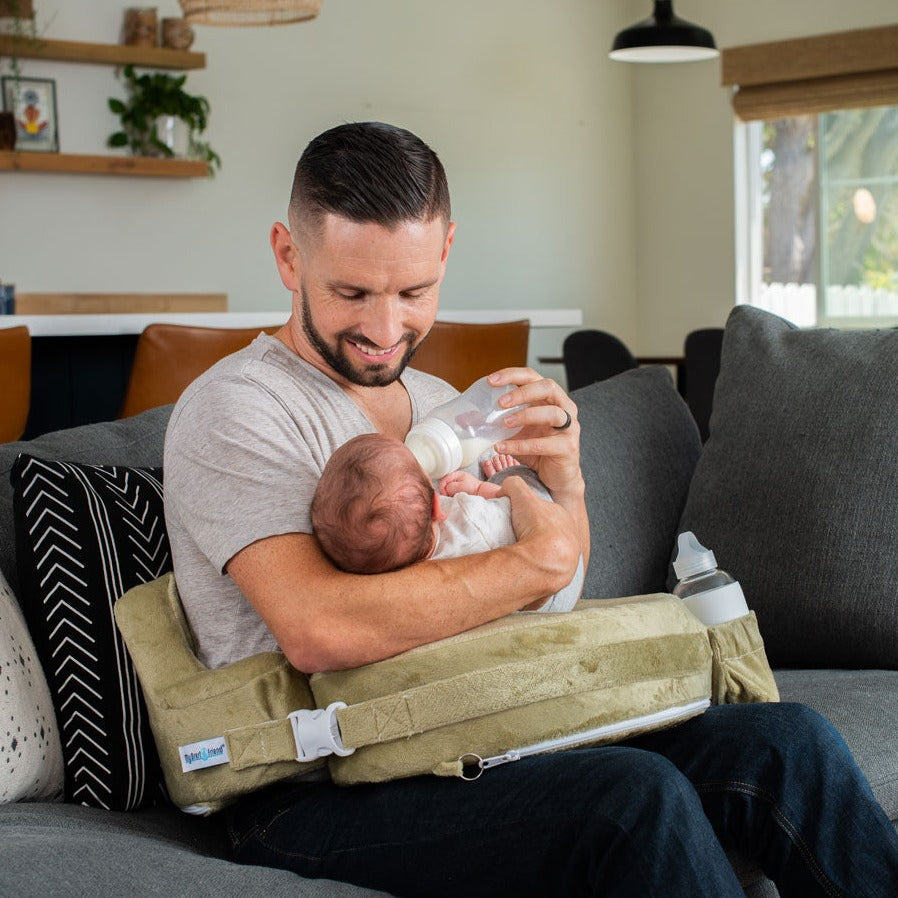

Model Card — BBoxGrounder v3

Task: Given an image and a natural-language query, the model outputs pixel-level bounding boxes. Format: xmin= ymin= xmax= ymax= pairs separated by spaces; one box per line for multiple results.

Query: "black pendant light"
xmin=610 ymin=0 xmax=718 ymax=63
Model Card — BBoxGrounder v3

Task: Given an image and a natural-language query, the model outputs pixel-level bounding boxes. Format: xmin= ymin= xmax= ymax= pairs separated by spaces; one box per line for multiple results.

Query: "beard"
xmin=299 ymin=285 xmax=422 ymax=387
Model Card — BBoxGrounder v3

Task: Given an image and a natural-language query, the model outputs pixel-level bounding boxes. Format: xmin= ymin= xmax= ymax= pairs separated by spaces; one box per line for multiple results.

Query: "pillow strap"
xmin=335 ymin=634 xmax=704 ymax=749
xmin=222 ymin=702 xmax=354 ymax=769
xmin=219 ymin=633 xmax=703 ymax=768
xmin=224 ymin=719 xmax=302 ymax=770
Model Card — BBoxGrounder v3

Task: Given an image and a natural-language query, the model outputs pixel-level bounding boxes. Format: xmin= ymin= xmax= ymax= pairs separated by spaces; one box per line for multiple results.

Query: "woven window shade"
xmin=721 ymin=24 xmax=898 ymax=122
xmin=178 ymin=0 xmax=321 ymax=26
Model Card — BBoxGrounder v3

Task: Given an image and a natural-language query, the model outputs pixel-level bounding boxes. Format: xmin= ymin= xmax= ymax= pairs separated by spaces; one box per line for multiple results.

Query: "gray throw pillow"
xmin=677 ymin=305 xmax=898 ymax=668
xmin=0 ymin=405 xmax=173 ymax=600
xmin=574 ymin=366 xmax=702 ymax=599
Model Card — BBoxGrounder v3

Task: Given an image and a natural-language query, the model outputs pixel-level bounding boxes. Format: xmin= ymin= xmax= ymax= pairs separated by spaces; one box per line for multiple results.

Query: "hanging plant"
xmin=0 ymin=0 xmax=48 ymax=150
xmin=0 ymin=0 xmax=44 ymax=100
xmin=107 ymin=64 xmax=221 ymax=174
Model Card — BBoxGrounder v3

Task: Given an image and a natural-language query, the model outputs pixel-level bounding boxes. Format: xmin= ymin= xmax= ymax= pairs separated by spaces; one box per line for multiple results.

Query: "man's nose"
xmin=360 ymin=298 xmax=406 ymax=348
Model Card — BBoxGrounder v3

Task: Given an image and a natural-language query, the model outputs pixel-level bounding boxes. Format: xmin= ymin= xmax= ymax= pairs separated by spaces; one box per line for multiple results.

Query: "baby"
xmin=310 ymin=433 xmax=582 ymax=612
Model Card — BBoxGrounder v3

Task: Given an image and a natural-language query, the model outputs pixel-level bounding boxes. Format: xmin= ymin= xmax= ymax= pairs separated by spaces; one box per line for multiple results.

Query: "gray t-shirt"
xmin=164 ymin=334 xmax=457 ymax=669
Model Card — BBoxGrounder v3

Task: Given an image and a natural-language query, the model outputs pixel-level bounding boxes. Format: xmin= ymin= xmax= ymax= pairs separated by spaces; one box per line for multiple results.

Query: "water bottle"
xmin=672 ymin=531 xmax=749 ymax=626
xmin=405 ymin=376 xmax=528 ymax=478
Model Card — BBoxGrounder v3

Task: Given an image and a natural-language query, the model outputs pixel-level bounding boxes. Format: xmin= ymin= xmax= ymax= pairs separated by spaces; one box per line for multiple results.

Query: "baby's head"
xmin=311 ymin=433 xmax=438 ymax=574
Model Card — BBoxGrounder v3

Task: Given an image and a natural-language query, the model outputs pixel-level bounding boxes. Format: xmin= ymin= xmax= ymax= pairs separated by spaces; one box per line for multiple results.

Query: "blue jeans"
xmin=226 ymin=703 xmax=898 ymax=897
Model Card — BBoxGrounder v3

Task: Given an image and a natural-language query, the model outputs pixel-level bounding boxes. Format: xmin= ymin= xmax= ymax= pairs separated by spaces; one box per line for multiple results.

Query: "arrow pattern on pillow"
xmin=13 ymin=456 xmax=170 ymax=811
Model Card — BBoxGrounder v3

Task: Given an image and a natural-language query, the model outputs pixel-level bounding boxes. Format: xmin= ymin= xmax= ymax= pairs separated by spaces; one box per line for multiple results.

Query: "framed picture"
xmin=1 ymin=76 xmax=59 ymax=152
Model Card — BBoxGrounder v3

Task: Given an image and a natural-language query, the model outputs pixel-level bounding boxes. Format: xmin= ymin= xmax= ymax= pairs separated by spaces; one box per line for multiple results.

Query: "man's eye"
xmin=338 ymin=291 xmax=365 ymax=300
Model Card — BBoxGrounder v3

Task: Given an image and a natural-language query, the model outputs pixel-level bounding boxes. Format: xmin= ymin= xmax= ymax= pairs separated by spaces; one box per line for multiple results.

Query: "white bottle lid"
xmin=672 ymin=531 xmax=717 ymax=579
xmin=405 ymin=418 xmax=463 ymax=479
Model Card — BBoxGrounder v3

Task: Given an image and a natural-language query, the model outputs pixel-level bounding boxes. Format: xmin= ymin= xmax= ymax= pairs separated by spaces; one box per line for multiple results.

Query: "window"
xmin=724 ymin=25 xmax=898 ymax=327
xmin=736 ymin=106 xmax=898 ymax=327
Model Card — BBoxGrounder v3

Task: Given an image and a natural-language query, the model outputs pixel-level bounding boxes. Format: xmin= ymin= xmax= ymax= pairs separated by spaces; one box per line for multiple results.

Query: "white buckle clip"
xmin=289 ymin=702 xmax=354 ymax=762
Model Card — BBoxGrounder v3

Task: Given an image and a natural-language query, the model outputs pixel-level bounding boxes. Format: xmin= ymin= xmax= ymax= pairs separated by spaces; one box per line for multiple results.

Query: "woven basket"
xmin=178 ymin=0 xmax=321 ymax=26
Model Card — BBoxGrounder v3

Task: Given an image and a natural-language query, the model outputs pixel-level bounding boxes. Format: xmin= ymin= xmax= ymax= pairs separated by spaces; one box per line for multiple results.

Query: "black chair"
xmin=682 ymin=328 xmax=724 ymax=442
xmin=562 ymin=330 xmax=638 ymax=392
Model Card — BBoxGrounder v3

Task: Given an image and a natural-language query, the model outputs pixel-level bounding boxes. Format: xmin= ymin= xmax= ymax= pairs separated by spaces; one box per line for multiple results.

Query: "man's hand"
xmin=486 ymin=368 xmax=584 ymax=506
xmin=499 ymin=475 xmax=581 ymax=596
xmin=485 ymin=368 xmax=590 ymax=574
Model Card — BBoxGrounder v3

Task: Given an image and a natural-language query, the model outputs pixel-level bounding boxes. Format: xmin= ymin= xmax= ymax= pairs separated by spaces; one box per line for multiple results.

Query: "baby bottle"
xmin=672 ymin=531 xmax=750 ymax=627
xmin=405 ymin=376 xmax=528 ymax=478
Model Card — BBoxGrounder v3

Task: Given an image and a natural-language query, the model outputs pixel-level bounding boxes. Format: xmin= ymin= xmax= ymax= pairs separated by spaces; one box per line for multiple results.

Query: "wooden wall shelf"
xmin=15 ymin=293 xmax=228 ymax=315
xmin=0 ymin=37 xmax=207 ymax=178
xmin=0 ymin=35 xmax=205 ymax=70
xmin=0 ymin=151 xmax=209 ymax=178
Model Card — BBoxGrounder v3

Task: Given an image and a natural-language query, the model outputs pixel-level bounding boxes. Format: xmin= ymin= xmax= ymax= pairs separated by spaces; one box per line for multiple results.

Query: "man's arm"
xmin=227 ymin=476 xmax=579 ymax=673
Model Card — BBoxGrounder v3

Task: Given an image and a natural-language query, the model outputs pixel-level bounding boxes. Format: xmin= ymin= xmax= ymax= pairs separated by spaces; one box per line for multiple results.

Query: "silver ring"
xmin=553 ymin=409 xmax=573 ymax=431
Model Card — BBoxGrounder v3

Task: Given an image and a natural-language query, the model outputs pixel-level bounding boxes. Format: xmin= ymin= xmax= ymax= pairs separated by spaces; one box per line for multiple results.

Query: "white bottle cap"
xmin=672 ymin=531 xmax=717 ymax=579
xmin=405 ymin=418 xmax=463 ymax=479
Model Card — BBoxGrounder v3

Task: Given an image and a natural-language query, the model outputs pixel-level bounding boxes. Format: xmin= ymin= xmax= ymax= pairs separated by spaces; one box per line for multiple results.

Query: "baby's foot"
xmin=481 ymin=453 xmax=520 ymax=478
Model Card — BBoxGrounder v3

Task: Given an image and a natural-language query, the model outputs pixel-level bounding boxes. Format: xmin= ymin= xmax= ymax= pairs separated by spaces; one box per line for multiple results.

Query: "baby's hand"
xmin=440 ymin=455 xmax=522 ymax=498
xmin=438 ymin=470 xmax=483 ymax=497
xmin=481 ymin=453 xmax=520 ymax=479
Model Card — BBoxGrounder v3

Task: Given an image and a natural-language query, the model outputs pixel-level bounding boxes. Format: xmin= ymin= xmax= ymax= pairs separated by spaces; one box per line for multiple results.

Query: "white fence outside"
xmin=750 ymin=283 xmax=898 ymax=327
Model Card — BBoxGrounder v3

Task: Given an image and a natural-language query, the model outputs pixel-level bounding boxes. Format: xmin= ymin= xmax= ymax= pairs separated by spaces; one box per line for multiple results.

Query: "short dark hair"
xmin=289 ymin=122 xmax=450 ymax=235
xmin=311 ymin=434 xmax=436 ymax=574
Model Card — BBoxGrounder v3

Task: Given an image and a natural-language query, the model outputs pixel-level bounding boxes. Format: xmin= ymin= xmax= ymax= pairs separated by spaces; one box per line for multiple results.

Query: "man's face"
xmin=290 ymin=214 xmax=455 ymax=387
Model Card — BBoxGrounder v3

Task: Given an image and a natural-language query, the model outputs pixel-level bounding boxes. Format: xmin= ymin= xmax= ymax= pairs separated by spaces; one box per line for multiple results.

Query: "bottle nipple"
xmin=673 ymin=531 xmax=717 ymax=580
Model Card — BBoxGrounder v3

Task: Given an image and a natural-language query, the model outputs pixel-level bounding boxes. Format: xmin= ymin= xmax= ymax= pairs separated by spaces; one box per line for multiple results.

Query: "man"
xmin=164 ymin=122 xmax=898 ymax=897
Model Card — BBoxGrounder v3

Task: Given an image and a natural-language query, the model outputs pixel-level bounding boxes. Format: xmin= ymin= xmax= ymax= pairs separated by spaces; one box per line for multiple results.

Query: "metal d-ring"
xmin=458 ymin=753 xmax=484 ymax=781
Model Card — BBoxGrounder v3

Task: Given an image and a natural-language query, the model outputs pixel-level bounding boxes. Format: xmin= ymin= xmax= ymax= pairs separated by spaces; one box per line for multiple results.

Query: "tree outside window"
xmin=742 ymin=105 xmax=898 ymax=328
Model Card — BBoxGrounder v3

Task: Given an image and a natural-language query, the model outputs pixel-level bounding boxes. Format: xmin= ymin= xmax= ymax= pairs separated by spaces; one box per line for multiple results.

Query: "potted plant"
xmin=107 ymin=64 xmax=221 ymax=174
xmin=0 ymin=0 xmax=38 ymax=150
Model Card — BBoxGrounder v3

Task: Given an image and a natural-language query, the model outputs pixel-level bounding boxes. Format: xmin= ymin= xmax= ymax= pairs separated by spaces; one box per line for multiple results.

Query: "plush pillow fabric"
xmin=0 ymin=405 xmax=172 ymax=601
xmin=677 ymin=305 xmax=898 ymax=668
xmin=573 ymin=367 xmax=702 ymax=598
xmin=0 ymin=568 xmax=64 ymax=802
xmin=11 ymin=456 xmax=171 ymax=810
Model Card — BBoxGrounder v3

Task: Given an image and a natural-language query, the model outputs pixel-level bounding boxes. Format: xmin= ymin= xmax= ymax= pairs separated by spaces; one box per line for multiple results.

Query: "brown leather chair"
xmin=0 ymin=325 xmax=31 ymax=442
xmin=119 ymin=323 xmax=282 ymax=418
xmin=409 ymin=319 xmax=530 ymax=391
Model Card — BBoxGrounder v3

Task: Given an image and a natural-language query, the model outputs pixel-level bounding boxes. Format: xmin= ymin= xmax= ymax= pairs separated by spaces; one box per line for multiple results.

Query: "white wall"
xmin=0 ymin=0 xmax=637 ymax=372
xmin=4 ymin=1 xmax=897 ymax=365
xmin=632 ymin=0 xmax=898 ymax=354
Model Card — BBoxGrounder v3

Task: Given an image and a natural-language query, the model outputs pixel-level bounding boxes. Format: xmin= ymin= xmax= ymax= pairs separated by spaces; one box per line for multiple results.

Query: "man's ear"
xmin=440 ymin=221 xmax=456 ymax=265
xmin=271 ymin=222 xmax=300 ymax=292
xmin=431 ymin=491 xmax=447 ymax=523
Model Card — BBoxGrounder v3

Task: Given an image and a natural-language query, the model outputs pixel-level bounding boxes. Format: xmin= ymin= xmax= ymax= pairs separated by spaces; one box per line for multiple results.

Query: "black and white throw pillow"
xmin=12 ymin=455 xmax=171 ymax=810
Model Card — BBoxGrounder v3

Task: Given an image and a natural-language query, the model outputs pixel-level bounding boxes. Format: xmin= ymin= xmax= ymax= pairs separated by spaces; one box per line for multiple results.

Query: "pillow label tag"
xmin=179 ymin=737 xmax=230 ymax=773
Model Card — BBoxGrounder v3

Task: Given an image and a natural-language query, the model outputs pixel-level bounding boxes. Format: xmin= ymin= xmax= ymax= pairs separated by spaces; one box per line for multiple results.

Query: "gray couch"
xmin=0 ymin=305 xmax=895 ymax=897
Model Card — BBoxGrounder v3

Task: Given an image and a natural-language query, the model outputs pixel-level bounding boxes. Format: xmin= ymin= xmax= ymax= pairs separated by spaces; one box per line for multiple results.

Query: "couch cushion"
xmin=573 ymin=367 xmax=702 ymax=598
xmin=0 ymin=405 xmax=172 ymax=599
xmin=11 ymin=457 xmax=171 ymax=811
xmin=0 ymin=802 xmax=391 ymax=898
xmin=0 ymin=568 xmax=64 ymax=802
xmin=677 ymin=306 xmax=898 ymax=668
xmin=775 ymin=669 xmax=898 ymax=822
